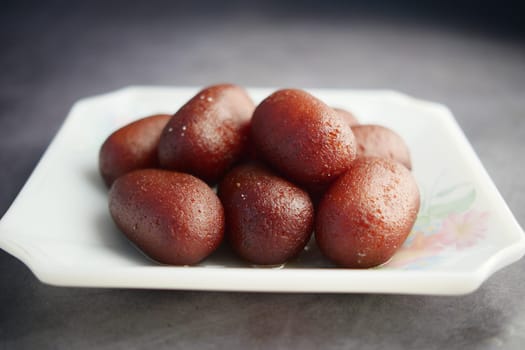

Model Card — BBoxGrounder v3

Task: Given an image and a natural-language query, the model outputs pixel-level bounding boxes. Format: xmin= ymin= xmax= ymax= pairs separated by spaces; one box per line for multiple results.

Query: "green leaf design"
xmin=428 ymin=188 xmax=476 ymax=219
xmin=415 ymin=215 xmax=431 ymax=227
xmin=435 ymin=183 xmax=470 ymax=197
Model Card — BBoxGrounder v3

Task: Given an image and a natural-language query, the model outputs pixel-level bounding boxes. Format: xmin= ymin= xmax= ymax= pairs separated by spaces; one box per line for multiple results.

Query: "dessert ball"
xmin=352 ymin=124 xmax=412 ymax=169
xmin=334 ymin=107 xmax=359 ymax=126
xmin=109 ymin=169 xmax=225 ymax=265
xmin=99 ymin=114 xmax=170 ymax=187
xmin=219 ymin=163 xmax=314 ymax=265
xmin=315 ymin=157 xmax=420 ymax=268
xmin=158 ymin=84 xmax=255 ymax=185
xmin=250 ymin=89 xmax=357 ymax=187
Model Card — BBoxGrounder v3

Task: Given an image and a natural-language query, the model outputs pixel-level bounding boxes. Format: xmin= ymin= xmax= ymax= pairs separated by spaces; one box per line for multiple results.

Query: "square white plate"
xmin=1 ymin=87 xmax=524 ymax=295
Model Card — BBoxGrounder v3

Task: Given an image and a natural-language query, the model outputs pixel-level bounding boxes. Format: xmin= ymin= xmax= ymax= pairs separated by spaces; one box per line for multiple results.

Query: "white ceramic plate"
xmin=1 ymin=87 xmax=523 ymax=295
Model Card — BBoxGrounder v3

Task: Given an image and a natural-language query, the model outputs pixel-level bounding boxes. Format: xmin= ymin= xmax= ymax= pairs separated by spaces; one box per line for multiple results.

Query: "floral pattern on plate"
xmin=386 ymin=179 xmax=489 ymax=269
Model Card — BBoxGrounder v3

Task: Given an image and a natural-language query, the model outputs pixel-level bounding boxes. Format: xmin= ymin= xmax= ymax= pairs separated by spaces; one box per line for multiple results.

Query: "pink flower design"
xmin=387 ymin=210 xmax=490 ymax=267
xmin=435 ymin=210 xmax=489 ymax=249
xmin=387 ymin=231 xmax=444 ymax=267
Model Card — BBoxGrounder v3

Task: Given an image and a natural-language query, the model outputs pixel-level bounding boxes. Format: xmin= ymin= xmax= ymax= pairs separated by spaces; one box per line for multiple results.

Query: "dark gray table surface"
xmin=1 ymin=2 xmax=524 ymax=349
